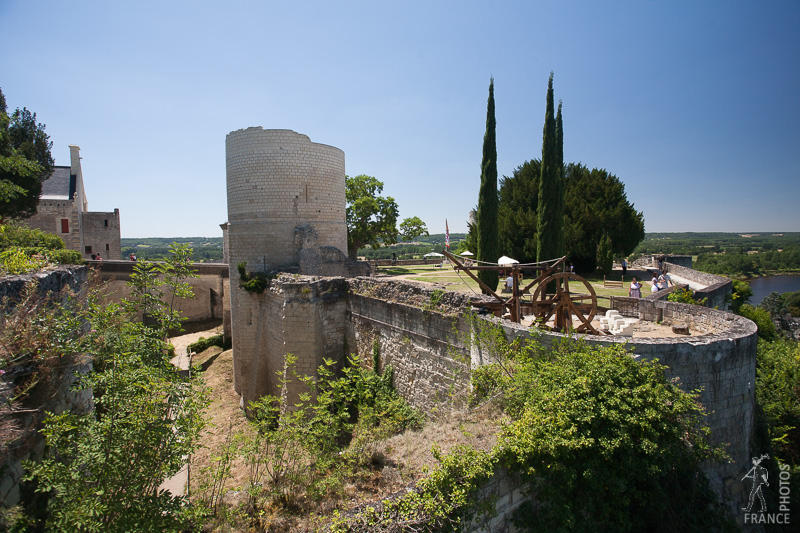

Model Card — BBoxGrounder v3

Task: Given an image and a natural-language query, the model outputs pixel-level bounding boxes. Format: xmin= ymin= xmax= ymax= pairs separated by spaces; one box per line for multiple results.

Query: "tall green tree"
xmin=477 ymin=78 xmax=499 ymax=293
xmin=0 ymin=88 xmax=54 ymax=221
xmin=563 ymin=163 xmax=645 ymax=271
xmin=345 ymin=174 xmax=428 ymax=259
xmin=554 ymin=100 xmax=565 ymax=254
xmin=498 ymin=160 xmax=540 ymax=263
xmin=498 ymin=161 xmax=644 ymax=272
xmin=537 ymin=73 xmax=563 ymax=263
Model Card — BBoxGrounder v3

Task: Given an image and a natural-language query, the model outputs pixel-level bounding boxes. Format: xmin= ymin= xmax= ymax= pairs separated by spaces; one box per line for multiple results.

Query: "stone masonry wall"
xmin=664 ymin=261 xmax=732 ymax=310
xmin=93 ymin=261 xmax=229 ymax=326
xmin=225 ymin=128 xmax=347 ymax=273
xmin=81 ymin=209 xmax=121 ymax=260
xmin=24 ymin=200 xmax=81 ymax=252
xmin=0 ymin=267 xmax=93 ymax=507
xmin=232 ymin=276 xmax=350 ymax=410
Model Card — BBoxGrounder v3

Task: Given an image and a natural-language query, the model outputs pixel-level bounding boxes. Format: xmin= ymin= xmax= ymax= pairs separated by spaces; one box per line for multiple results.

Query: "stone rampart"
xmin=0 ymin=267 xmax=93 ymax=507
xmin=92 ymin=260 xmax=230 ymax=331
xmin=347 ymin=279 xmax=475 ymax=411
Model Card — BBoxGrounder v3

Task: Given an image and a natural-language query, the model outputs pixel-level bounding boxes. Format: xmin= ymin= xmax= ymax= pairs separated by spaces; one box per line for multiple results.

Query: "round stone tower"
xmin=225 ymin=128 xmax=350 ymax=402
xmin=225 ymin=127 xmax=347 ymax=271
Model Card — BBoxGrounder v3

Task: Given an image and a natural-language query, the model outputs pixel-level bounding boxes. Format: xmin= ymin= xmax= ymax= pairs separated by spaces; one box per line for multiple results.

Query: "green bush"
xmin=739 ymin=304 xmax=778 ymax=341
xmin=339 ymin=333 xmax=730 ymax=532
xmin=0 ymin=247 xmax=46 ymax=274
xmin=186 ymin=334 xmax=226 ymax=355
xmin=496 ymin=342 xmax=730 ymax=532
xmin=237 ymin=261 xmax=272 ymax=294
xmin=667 ymin=286 xmax=706 ymax=306
xmin=19 ymin=245 xmax=208 ymax=531
xmin=730 ymin=280 xmax=752 ymax=314
xmin=755 ymin=338 xmax=800 ymax=525
xmin=0 ymin=222 xmax=65 ymax=251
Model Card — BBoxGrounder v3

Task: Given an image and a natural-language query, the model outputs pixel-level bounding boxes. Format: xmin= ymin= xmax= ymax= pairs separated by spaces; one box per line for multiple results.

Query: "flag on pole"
xmin=445 ymin=220 xmax=450 ymax=249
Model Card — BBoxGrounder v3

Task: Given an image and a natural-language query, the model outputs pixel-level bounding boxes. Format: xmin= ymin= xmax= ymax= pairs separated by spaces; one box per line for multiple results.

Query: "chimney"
xmin=69 ymin=145 xmax=81 ymax=175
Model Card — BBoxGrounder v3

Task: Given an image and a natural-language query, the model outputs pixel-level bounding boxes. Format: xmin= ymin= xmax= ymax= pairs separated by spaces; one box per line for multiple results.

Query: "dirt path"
xmin=160 ymin=325 xmax=223 ymax=498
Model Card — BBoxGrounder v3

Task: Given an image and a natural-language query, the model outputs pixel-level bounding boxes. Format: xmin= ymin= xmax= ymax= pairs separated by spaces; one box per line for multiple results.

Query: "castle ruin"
xmin=224 ymin=127 xmax=758 ymax=524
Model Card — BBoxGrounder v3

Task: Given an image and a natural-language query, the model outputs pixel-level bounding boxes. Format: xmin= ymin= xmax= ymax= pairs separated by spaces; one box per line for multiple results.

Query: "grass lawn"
xmin=377 ymin=264 xmax=635 ymax=301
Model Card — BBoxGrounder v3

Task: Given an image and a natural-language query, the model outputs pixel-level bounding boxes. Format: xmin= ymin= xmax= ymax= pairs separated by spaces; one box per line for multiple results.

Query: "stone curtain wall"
xmin=0 ymin=267 xmax=93 ymax=507
xmin=347 ymin=285 xmax=473 ymax=412
xmin=93 ymin=261 xmax=229 ymax=327
xmin=229 ymin=276 xmax=350 ymax=410
xmin=664 ymin=261 xmax=732 ymax=309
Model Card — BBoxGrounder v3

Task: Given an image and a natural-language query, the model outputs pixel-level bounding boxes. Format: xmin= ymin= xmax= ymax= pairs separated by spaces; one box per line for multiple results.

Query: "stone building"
xmin=25 ymin=145 xmax=121 ymax=260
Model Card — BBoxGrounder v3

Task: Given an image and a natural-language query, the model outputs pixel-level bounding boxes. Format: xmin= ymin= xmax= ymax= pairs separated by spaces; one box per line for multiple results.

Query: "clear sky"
xmin=2 ymin=1 xmax=799 ymax=238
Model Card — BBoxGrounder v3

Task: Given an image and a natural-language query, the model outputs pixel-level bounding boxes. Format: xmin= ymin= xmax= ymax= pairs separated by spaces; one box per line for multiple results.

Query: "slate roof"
xmin=39 ymin=166 xmax=76 ymax=201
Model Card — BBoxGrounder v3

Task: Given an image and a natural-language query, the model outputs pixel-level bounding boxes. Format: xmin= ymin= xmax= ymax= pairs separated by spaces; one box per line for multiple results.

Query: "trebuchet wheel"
xmin=531 ymin=272 xmax=600 ymax=333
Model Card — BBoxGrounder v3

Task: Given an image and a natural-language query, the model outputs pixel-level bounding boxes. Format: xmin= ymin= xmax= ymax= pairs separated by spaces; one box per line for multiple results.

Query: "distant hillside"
xmin=121 ymin=237 xmax=223 ymax=262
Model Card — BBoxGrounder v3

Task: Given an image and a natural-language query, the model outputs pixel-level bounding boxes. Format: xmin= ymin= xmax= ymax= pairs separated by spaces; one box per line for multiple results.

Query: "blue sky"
xmin=2 ymin=1 xmax=798 ymax=238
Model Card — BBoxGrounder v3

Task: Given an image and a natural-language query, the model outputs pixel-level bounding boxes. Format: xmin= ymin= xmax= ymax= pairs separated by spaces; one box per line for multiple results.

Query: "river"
xmin=747 ymin=274 xmax=800 ymax=305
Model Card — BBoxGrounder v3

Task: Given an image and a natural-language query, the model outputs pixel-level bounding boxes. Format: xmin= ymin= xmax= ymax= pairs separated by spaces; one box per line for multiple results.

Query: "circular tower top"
xmin=225 ymin=127 xmax=347 ymax=269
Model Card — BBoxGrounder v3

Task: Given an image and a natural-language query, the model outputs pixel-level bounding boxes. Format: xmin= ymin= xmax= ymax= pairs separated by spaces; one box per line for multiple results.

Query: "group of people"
xmin=628 ymin=269 xmax=673 ymax=298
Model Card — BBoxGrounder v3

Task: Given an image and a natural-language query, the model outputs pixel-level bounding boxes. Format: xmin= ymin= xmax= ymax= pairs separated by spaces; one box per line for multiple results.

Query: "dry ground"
xmin=187 ymin=333 xmax=502 ymax=531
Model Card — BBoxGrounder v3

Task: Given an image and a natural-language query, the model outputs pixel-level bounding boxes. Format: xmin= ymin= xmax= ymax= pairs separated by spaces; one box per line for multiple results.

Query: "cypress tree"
xmin=554 ymin=100 xmax=565 ymax=257
xmin=537 ymin=72 xmax=561 ymax=263
xmin=477 ymin=78 xmax=499 ymax=293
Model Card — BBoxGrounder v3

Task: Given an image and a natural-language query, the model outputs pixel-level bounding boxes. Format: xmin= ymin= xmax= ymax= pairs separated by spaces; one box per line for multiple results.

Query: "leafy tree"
xmin=596 ymin=232 xmax=613 ymax=276
xmin=498 ymin=161 xmax=644 ymax=272
xmin=563 ymin=163 xmax=645 ymax=272
xmin=754 ymin=338 xmax=800 ymax=526
xmin=498 ymin=161 xmax=540 ymax=263
xmin=730 ymin=280 xmax=752 ymax=314
xmin=0 ymin=88 xmax=54 ymax=221
xmin=23 ymin=245 xmax=209 ymax=532
xmin=537 ymin=73 xmax=563 ymax=263
xmin=555 ymin=100 xmax=565 ymax=251
xmin=739 ymin=304 xmax=778 ymax=341
xmin=477 ymin=78 xmax=499 ymax=293
xmin=345 ymin=174 xmax=428 ymax=259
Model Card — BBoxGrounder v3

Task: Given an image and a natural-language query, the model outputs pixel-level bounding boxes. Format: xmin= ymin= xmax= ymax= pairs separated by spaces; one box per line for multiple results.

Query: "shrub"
xmin=187 ymin=333 xmax=227 ymax=354
xmin=237 ymin=261 xmax=272 ymax=294
xmin=667 ymin=286 xmax=706 ymax=306
xmin=739 ymin=304 xmax=778 ymax=341
xmin=0 ymin=247 xmax=46 ymax=274
xmin=0 ymin=222 xmax=65 ymax=251
xmin=730 ymin=280 xmax=752 ymax=314
xmin=496 ymin=342 xmax=731 ymax=532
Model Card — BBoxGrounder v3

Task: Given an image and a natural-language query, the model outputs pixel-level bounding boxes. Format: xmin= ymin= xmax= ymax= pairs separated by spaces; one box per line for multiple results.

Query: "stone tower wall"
xmin=225 ymin=128 xmax=349 ymax=399
xmin=225 ymin=127 xmax=347 ymax=272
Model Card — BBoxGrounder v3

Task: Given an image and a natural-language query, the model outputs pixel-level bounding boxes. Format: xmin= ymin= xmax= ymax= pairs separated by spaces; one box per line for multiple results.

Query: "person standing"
xmin=651 ymin=272 xmax=660 ymax=293
xmin=629 ymin=277 xmax=642 ymax=298
xmin=621 ymin=258 xmax=627 ymax=276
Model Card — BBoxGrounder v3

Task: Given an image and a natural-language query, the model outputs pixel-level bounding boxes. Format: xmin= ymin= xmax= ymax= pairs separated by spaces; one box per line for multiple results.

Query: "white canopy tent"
xmin=424 ymin=252 xmax=445 ymax=258
xmin=497 ymin=256 xmax=519 ymax=266
xmin=460 ymin=251 xmax=474 ymax=256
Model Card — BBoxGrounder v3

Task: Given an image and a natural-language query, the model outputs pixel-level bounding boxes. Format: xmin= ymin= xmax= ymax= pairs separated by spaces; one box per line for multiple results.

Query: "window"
xmin=85 ymin=246 xmax=92 ymax=254
xmin=60 ymin=219 xmax=69 ymax=233
xmin=104 ymin=219 xmax=108 ymax=227
xmin=105 ymin=243 xmax=110 ymax=251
